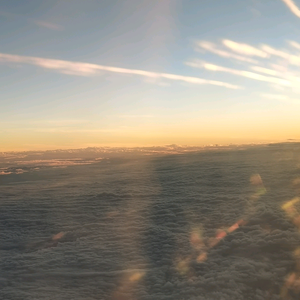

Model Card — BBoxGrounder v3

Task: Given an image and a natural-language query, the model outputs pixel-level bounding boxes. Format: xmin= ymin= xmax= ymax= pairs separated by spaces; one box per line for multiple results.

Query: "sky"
xmin=1 ymin=0 xmax=300 ymax=151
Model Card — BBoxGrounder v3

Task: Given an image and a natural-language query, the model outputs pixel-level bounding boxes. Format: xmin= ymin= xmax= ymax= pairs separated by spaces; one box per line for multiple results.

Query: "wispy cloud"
xmin=0 ymin=52 xmax=241 ymax=89
xmin=32 ymin=20 xmax=63 ymax=30
xmin=33 ymin=128 xmax=120 ymax=133
xmin=261 ymin=44 xmax=300 ymax=66
xmin=250 ymin=66 xmax=281 ymax=76
xmin=280 ymin=0 xmax=300 ymax=18
xmin=0 ymin=11 xmax=62 ymax=30
xmin=4 ymin=126 xmax=121 ymax=133
xmin=289 ymin=40 xmax=300 ymax=50
xmin=190 ymin=38 xmax=300 ymax=94
xmin=0 ymin=119 xmax=90 ymax=127
xmin=186 ymin=61 xmax=291 ymax=86
xmin=222 ymin=39 xmax=268 ymax=58
xmin=196 ymin=41 xmax=258 ymax=64
xmin=251 ymin=65 xmax=300 ymax=84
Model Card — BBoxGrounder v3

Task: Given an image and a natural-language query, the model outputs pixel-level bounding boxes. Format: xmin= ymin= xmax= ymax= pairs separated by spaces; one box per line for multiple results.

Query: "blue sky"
xmin=1 ymin=0 xmax=300 ymax=150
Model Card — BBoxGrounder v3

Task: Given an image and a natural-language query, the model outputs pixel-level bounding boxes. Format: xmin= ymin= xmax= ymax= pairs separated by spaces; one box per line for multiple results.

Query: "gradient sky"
xmin=1 ymin=0 xmax=300 ymax=151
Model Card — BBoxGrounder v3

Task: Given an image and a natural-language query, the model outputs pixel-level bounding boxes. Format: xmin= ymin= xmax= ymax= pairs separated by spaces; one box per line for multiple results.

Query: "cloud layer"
xmin=1 ymin=144 xmax=300 ymax=299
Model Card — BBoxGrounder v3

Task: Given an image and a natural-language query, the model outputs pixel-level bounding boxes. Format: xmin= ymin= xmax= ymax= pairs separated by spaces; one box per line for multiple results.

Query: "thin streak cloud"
xmin=196 ymin=41 xmax=258 ymax=64
xmin=222 ymin=39 xmax=269 ymax=58
xmin=0 ymin=11 xmax=62 ymax=30
xmin=261 ymin=45 xmax=300 ymax=65
xmin=252 ymin=66 xmax=300 ymax=84
xmin=32 ymin=20 xmax=63 ymax=30
xmin=289 ymin=40 xmax=300 ymax=50
xmin=186 ymin=61 xmax=291 ymax=86
xmin=280 ymin=0 xmax=300 ymax=18
xmin=251 ymin=66 xmax=281 ymax=76
xmin=0 ymin=52 xmax=241 ymax=89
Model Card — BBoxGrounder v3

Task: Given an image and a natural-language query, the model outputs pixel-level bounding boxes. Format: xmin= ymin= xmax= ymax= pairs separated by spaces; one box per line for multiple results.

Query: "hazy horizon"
xmin=0 ymin=140 xmax=298 ymax=153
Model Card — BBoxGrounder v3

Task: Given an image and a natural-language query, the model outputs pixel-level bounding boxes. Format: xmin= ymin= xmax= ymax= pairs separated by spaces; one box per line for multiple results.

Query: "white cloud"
xmin=223 ymin=39 xmax=269 ymax=58
xmin=0 ymin=52 xmax=241 ymax=89
xmin=191 ymin=38 xmax=300 ymax=94
xmin=252 ymin=65 xmax=300 ymax=85
xmin=159 ymin=72 xmax=240 ymax=89
xmin=196 ymin=41 xmax=258 ymax=64
xmin=250 ymin=66 xmax=281 ymax=76
xmin=187 ymin=61 xmax=291 ymax=86
xmin=280 ymin=0 xmax=300 ymax=18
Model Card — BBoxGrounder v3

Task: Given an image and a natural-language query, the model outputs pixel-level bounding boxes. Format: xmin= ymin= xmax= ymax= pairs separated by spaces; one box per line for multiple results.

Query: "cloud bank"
xmin=2 ymin=144 xmax=300 ymax=299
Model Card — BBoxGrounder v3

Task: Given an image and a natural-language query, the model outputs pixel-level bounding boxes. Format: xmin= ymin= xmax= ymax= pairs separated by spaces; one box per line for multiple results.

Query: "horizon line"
xmin=1 ymin=141 xmax=298 ymax=154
